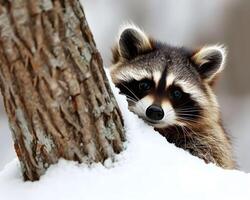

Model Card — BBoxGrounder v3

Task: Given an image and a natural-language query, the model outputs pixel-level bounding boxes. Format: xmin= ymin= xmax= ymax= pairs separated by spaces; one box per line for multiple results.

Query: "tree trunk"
xmin=0 ymin=0 xmax=125 ymax=181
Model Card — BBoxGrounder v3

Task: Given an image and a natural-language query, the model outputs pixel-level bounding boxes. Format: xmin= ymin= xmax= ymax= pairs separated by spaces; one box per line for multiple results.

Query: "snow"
xmin=0 ymin=76 xmax=250 ymax=200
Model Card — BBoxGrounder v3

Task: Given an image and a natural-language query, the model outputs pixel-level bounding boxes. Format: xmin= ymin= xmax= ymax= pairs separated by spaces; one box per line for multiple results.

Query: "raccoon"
xmin=109 ymin=24 xmax=236 ymax=169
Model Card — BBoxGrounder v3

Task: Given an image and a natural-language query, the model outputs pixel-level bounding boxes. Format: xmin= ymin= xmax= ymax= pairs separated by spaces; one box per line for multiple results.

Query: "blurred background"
xmin=0 ymin=0 xmax=249 ymax=172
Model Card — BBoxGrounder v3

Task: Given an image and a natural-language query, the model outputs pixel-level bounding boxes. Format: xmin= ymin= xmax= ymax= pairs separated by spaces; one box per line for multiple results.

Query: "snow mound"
xmin=0 ymin=77 xmax=250 ymax=200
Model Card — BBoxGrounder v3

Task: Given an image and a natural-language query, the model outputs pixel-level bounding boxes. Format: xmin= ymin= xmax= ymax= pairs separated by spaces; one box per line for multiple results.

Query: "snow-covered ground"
xmin=0 ymin=79 xmax=250 ymax=200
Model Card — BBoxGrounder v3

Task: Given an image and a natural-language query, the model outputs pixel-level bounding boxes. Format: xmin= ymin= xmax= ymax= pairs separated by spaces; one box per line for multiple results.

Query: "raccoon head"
xmin=110 ymin=24 xmax=226 ymax=129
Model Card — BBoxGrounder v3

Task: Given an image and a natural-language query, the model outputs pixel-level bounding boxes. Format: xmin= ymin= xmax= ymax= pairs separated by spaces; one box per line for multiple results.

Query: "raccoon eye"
xmin=170 ymin=89 xmax=183 ymax=101
xmin=138 ymin=80 xmax=152 ymax=91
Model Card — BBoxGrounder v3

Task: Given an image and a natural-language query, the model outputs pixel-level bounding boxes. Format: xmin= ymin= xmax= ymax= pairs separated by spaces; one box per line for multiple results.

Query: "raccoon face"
xmin=110 ymin=24 xmax=226 ymax=129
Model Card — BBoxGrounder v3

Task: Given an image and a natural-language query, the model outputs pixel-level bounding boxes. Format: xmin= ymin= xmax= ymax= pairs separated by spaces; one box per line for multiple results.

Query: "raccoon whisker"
xmin=176 ymin=109 xmax=203 ymax=113
xmin=121 ymin=94 xmax=138 ymax=103
xmin=120 ymin=83 xmax=140 ymax=101
xmin=129 ymin=97 xmax=147 ymax=114
xmin=178 ymin=104 xmax=212 ymax=120
xmin=127 ymin=99 xmax=137 ymax=104
xmin=174 ymin=99 xmax=198 ymax=109
xmin=178 ymin=112 xmax=204 ymax=116
xmin=185 ymin=124 xmax=214 ymax=154
xmin=176 ymin=108 xmax=203 ymax=111
xmin=182 ymin=125 xmax=192 ymax=134
xmin=178 ymin=113 xmax=215 ymax=122
xmin=164 ymin=108 xmax=175 ymax=117
xmin=177 ymin=113 xmax=203 ymax=118
xmin=178 ymin=105 xmax=221 ymax=114
xmin=124 ymin=94 xmax=137 ymax=99
xmin=178 ymin=112 xmax=217 ymax=122
xmin=175 ymin=98 xmax=219 ymax=112
xmin=183 ymin=126 xmax=200 ymax=150
xmin=180 ymin=120 xmax=213 ymax=132
xmin=126 ymin=97 xmax=144 ymax=110
xmin=178 ymin=116 xmax=206 ymax=124
xmin=177 ymin=112 xmax=212 ymax=120
xmin=126 ymin=96 xmax=137 ymax=103
xmin=119 ymin=84 xmax=147 ymax=112
xmin=177 ymin=117 xmax=207 ymax=126
xmin=181 ymin=124 xmax=199 ymax=136
xmin=126 ymin=97 xmax=146 ymax=111
xmin=183 ymin=126 xmax=198 ymax=148
xmin=180 ymin=125 xmax=187 ymax=149
xmin=138 ymin=101 xmax=147 ymax=113
xmin=180 ymin=125 xmax=206 ymax=152
xmin=182 ymin=104 xmax=220 ymax=109
xmin=177 ymin=112 xmax=213 ymax=119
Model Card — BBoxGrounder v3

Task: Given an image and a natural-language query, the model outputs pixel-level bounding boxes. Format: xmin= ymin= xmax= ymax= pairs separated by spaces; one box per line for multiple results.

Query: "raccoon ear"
xmin=117 ymin=24 xmax=153 ymax=60
xmin=191 ymin=45 xmax=226 ymax=82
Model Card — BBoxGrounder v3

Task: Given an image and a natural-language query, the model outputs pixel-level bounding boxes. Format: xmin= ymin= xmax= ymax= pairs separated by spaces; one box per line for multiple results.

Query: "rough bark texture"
xmin=0 ymin=0 xmax=125 ymax=181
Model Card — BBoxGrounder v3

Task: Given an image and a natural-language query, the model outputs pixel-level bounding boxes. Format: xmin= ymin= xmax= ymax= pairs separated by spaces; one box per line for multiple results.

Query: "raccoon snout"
xmin=146 ymin=105 xmax=164 ymax=121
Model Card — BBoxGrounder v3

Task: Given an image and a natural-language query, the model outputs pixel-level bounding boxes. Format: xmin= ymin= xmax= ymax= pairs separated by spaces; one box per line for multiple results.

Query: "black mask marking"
xmin=117 ymin=79 xmax=155 ymax=101
xmin=168 ymin=85 xmax=202 ymax=121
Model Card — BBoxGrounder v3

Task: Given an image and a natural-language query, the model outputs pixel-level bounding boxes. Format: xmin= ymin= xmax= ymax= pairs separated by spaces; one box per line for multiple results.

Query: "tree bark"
xmin=0 ymin=0 xmax=125 ymax=181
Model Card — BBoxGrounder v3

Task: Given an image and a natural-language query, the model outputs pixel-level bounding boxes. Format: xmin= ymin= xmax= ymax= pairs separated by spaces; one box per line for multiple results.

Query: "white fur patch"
xmin=161 ymin=101 xmax=176 ymax=127
xmin=130 ymin=95 xmax=154 ymax=117
xmin=166 ymin=73 xmax=176 ymax=88
xmin=113 ymin=67 xmax=152 ymax=83
xmin=153 ymin=71 xmax=162 ymax=87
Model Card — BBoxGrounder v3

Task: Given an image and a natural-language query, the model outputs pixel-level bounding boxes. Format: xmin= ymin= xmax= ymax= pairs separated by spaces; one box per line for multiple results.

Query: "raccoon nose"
xmin=146 ymin=105 xmax=164 ymax=121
